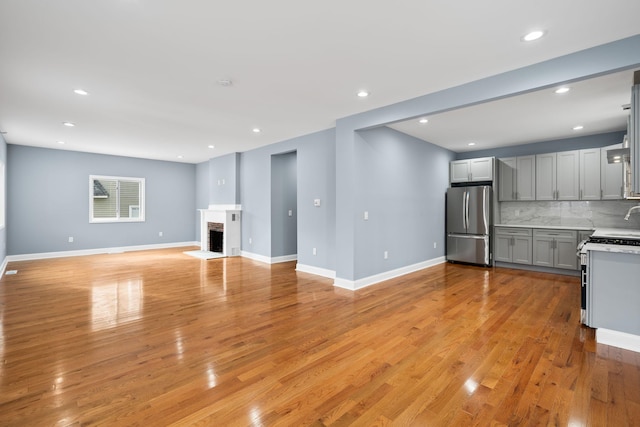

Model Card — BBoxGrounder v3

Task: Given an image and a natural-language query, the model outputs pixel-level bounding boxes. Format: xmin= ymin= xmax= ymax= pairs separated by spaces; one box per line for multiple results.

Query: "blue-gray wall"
xmin=455 ymin=130 xmax=626 ymax=160
xmin=209 ymin=153 xmax=241 ymax=205
xmin=0 ymin=134 xmax=6 ymax=265
xmin=354 ymin=127 xmax=454 ymax=278
xmin=7 ymin=145 xmax=196 ymax=255
xmin=240 ymin=128 xmax=335 ymax=270
xmin=271 ymin=151 xmax=297 ymax=257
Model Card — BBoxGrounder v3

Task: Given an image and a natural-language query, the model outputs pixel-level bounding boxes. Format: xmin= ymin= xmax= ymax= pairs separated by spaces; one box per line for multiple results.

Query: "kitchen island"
xmin=582 ymin=228 xmax=640 ymax=353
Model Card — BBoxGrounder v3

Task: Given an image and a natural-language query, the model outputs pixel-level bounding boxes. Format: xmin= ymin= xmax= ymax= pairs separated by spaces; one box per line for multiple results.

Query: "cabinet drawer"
xmin=533 ymin=229 xmax=577 ymax=240
xmin=495 ymin=227 xmax=532 ymax=237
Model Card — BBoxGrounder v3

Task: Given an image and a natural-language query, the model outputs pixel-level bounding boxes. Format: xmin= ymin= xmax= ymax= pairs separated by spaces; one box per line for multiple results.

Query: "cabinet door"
xmin=579 ymin=149 xmax=601 ymax=200
xmin=536 ymin=153 xmax=556 ymax=200
xmin=516 ymin=155 xmax=536 ymax=201
xmin=532 ymin=237 xmax=554 ymax=267
xmin=555 ymin=237 xmax=578 ymax=270
xmin=498 ymin=158 xmax=516 ymax=201
xmin=556 ymin=150 xmax=580 ymax=200
xmin=512 ymin=236 xmax=532 ymax=265
xmin=470 ymin=157 xmax=493 ymax=181
xmin=601 ymin=144 xmax=624 ymax=200
xmin=494 ymin=234 xmax=513 ymax=262
xmin=450 ymin=160 xmax=470 ymax=183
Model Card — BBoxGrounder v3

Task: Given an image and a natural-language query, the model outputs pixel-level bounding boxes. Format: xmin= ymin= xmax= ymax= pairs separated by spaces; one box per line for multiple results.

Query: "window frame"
xmin=89 ymin=175 xmax=145 ymax=223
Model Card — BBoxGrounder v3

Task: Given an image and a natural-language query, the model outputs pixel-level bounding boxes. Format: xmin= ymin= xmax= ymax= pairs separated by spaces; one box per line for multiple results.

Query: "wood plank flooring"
xmin=1 ymin=247 xmax=639 ymax=426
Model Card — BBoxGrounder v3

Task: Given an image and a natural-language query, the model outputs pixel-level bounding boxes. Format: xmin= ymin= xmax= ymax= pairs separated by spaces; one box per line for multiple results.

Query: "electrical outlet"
xmin=313 ymin=199 xmax=321 ymax=207
xmin=159 ymin=231 xmax=163 ymax=237
xmin=364 ymin=211 xmax=369 ymax=220
xmin=433 ymin=242 xmax=437 ymax=249
xmin=68 ymin=236 xmax=74 ymax=243
xmin=313 ymin=247 xmax=317 ymax=255
xmin=384 ymin=251 xmax=388 ymax=259
xmin=288 ymin=210 xmax=293 ymax=217
xmin=249 ymin=237 xmax=252 ymax=244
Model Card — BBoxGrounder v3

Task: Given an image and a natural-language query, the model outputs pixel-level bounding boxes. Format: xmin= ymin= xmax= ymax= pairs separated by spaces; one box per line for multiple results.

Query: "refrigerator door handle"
xmin=465 ymin=190 xmax=470 ymax=231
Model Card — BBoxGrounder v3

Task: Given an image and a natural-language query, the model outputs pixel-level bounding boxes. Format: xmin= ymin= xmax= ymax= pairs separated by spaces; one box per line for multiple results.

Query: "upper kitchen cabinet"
xmin=579 ymin=148 xmax=601 ymax=200
xmin=536 ymin=151 xmax=579 ymax=200
xmin=498 ymin=156 xmax=535 ymax=201
xmin=601 ymin=143 xmax=624 ymax=199
xmin=450 ymin=157 xmax=494 ymax=183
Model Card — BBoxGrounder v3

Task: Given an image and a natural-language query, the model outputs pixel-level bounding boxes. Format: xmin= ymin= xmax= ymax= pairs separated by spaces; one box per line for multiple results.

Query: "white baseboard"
xmin=296 ymin=263 xmax=336 ymax=279
xmin=333 ymin=256 xmax=446 ymax=291
xmin=597 ymin=328 xmax=640 ymax=353
xmin=240 ymin=251 xmax=297 ymax=265
xmin=6 ymin=241 xmax=200 ymax=262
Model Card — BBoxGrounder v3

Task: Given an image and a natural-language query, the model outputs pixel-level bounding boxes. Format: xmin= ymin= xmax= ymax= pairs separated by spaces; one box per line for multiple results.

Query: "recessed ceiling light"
xmin=555 ymin=87 xmax=570 ymax=94
xmin=522 ymin=30 xmax=545 ymax=42
xmin=217 ymin=79 xmax=233 ymax=87
xmin=468 ymin=142 xmax=476 ymax=146
xmin=208 ymin=145 xmax=215 ymax=149
xmin=177 ymin=155 xmax=183 ymax=159
xmin=252 ymin=128 xmax=261 ymax=133
xmin=73 ymin=89 xmax=89 ymax=95
xmin=57 ymin=141 xmax=65 ymax=144
xmin=573 ymin=125 xmax=584 ymax=131
xmin=357 ymin=90 xmax=369 ymax=98
xmin=419 ymin=118 xmax=429 ymax=124
xmin=63 ymin=122 xmax=75 ymax=127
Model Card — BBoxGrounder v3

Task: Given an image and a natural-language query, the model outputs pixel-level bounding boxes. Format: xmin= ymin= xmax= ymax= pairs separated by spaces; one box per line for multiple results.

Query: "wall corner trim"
xmin=596 ymin=328 xmax=640 ymax=353
xmin=6 ymin=242 xmax=200 ymax=262
xmin=333 ymin=256 xmax=446 ymax=291
xmin=295 ymin=263 xmax=336 ymax=279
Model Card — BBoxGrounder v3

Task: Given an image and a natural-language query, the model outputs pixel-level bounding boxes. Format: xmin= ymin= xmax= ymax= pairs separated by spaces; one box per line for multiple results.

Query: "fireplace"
xmin=199 ymin=206 xmax=242 ymax=256
xmin=208 ymin=222 xmax=224 ymax=253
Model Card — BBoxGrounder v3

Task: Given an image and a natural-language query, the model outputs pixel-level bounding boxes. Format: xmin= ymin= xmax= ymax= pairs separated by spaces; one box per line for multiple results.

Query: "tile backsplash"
xmin=499 ymin=200 xmax=640 ymax=229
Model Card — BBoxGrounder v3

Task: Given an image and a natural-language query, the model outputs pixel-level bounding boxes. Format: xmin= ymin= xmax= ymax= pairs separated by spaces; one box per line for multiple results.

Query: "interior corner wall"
xmin=195 ymin=160 xmax=210 ymax=241
xmin=7 ymin=145 xmax=196 ymax=256
xmin=209 ymin=152 xmax=240 ymax=205
xmin=0 ymin=134 xmax=6 ymax=266
xmin=354 ymin=127 xmax=454 ymax=279
xmin=240 ymin=128 xmax=335 ymax=269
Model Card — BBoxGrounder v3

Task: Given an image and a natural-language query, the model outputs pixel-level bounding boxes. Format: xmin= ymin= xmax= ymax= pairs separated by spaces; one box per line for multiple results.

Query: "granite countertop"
xmin=494 ymin=224 xmax=594 ymax=231
xmin=582 ymin=243 xmax=640 ymax=255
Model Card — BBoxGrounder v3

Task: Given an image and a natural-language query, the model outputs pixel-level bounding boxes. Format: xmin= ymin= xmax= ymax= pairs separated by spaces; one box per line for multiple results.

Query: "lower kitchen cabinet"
xmin=495 ymin=227 xmax=532 ymax=264
xmin=532 ymin=229 xmax=577 ymax=270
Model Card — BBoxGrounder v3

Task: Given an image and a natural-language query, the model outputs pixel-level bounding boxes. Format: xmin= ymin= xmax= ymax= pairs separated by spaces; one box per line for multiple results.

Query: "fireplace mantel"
xmin=198 ymin=205 xmax=241 ymax=256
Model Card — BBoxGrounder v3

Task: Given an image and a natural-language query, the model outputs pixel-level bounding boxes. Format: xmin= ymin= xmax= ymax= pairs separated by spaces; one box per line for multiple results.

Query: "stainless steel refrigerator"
xmin=446 ymin=185 xmax=492 ymax=266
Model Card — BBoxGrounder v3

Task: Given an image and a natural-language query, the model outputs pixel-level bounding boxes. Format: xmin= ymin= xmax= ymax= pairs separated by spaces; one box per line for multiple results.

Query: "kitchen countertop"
xmin=582 ymin=243 xmax=640 ymax=255
xmin=494 ymin=224 xmax=594 ymax=231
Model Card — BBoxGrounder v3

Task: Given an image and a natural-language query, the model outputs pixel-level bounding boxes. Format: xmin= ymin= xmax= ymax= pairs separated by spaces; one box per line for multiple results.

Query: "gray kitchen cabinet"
xmin=532 ymin=229 xmax=578 ymax=270
xmin=450 ymin=157 xmax=494 ymax=183
xmin=495 ymin=227 xmax=532 ymax=264
xmin=579 ymin=148 xmax=601 ymax=200
xmin=601 ymin=143 xmax=624 ymax=200
xmin=498 ymin=156 xmax=535 ymax=201
xmin=536 ymin=151 xmax=579 ymax=200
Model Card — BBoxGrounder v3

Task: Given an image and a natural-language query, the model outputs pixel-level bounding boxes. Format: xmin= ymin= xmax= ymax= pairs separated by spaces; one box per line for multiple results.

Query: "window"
xmin=90 ymin=175 xmax=145 ymax=223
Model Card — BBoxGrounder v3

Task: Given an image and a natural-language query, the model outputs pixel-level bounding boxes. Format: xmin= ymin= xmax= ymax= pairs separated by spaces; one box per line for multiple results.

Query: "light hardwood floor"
xmin=1 ymin=247 xmax=639 ymax=426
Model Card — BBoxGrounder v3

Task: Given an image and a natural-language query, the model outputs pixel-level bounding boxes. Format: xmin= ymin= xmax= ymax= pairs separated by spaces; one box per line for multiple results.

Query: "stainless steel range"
xmin=579 ymin=228 xmax=640 ymax=324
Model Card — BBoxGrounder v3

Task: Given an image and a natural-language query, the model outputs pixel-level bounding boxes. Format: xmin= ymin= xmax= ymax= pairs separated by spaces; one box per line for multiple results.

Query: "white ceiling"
xmin=388 ymin=69 xmax=637 ymax=152
xmin=1 ymin=1 xmax=639 ymax=164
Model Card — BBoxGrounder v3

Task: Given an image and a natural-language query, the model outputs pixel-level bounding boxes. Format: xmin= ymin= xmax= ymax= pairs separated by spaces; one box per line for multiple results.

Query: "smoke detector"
xmin=217 ymin=79 xmax=233 ymax=87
